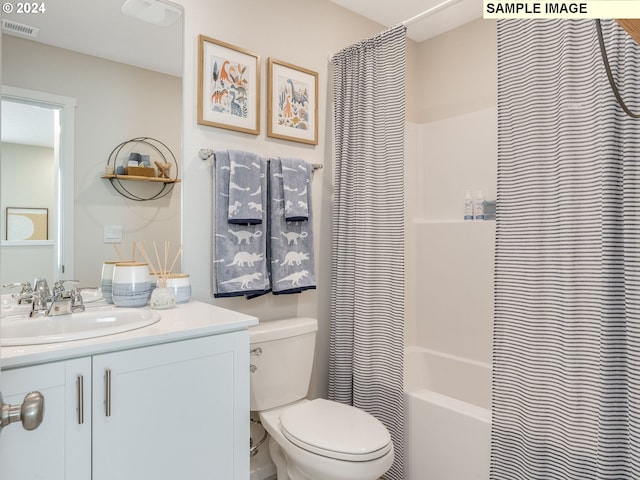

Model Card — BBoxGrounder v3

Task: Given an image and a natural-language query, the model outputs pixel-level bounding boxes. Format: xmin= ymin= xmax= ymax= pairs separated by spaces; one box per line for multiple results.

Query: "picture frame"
xmin=197 ymin=35 xmax=261 ymax=135
xmin=267 ymin=58 xmax=318 ymax=145
xmin=6 ymin=207 xmax=48 ymax=241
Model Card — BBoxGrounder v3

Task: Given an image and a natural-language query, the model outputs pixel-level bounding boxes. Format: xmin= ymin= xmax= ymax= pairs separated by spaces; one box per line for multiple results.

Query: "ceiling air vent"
xmin=1 ymin=19 xmax=39 ymax=38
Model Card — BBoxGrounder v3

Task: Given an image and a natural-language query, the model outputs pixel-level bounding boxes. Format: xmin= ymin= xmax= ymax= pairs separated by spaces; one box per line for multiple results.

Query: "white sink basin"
xmin=1 ymin=305 xmax=160 ymax=346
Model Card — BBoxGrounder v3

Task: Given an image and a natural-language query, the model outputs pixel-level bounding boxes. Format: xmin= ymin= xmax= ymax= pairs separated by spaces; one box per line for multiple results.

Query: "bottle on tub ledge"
xmin=474 ymin=190 xmax=485 ymax=220
xmin=464 ymin=190 xmax=474 ymax=221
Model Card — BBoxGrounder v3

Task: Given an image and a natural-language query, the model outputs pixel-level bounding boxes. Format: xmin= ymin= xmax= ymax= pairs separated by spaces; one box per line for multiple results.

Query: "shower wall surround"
xmin=402 ymin=19 xmax=496 ymax=480
xmin=406 ymin=107 xmax=497 ymax=366
xmin=406 ymin=18 xmax=498 ymax=370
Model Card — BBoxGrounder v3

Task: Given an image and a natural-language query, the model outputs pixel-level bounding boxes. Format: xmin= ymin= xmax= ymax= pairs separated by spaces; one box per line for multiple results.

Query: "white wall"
xmin=415 ymin=18 xmax=497 ymax=124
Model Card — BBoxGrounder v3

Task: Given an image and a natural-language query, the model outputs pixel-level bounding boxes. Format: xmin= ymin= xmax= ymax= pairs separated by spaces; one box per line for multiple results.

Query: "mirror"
xmin=1 ymin=0 xmax=183 ymax=292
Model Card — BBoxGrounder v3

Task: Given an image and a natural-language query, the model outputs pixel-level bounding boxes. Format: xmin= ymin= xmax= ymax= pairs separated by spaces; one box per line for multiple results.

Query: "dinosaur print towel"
xmin=227 ymin=149 xmax=264 ymax=224
xmin=281 ymin=157 xmax=310 ymax=222
xmin=269 ymin=158 xmax=316 ymax=294
xmin=213 ymin=150 xmax=270 ymax=298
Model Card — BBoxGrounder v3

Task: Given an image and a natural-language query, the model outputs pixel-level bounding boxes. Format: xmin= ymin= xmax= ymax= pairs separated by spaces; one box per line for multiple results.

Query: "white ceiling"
xmin=331 ymin=0 xmax=483 ymax=43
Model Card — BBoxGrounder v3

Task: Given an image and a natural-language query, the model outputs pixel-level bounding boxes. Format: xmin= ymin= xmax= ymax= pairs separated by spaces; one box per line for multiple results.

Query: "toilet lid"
xmin=280 ymin=399 xmax=392 ymax=462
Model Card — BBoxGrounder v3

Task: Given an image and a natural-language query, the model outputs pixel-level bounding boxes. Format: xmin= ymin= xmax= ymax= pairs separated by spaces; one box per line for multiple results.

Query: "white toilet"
xmin=249 ymin=317 xmax=394 ymax=480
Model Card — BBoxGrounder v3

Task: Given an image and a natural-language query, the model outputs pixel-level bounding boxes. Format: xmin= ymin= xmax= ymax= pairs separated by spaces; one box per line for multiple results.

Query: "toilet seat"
xmin=279 ymin=399 xmax=392 ymax=462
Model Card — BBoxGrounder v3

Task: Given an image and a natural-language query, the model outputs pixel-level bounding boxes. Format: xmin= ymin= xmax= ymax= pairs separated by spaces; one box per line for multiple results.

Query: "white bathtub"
xmin=404 ymin=346 xmax=492 ymax=480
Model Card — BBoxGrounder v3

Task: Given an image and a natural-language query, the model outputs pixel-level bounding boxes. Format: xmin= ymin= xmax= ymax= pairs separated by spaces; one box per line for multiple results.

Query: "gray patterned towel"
xmin=213 ymin=151 xmax=270 ymax=297
xmin=227 ymin=149 xmax=264 ymax=224
xmin=269 ymin=158 xmax=316 ymax=294
xmin=281 ymin=157 xmax=310 ymax=222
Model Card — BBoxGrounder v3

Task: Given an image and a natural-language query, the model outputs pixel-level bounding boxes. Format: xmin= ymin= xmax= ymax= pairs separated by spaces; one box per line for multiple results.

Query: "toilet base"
xmin=259 ymin=405 xmax=394 ymax=480
xmin=270 ymin=436 xmax=313 ymax=480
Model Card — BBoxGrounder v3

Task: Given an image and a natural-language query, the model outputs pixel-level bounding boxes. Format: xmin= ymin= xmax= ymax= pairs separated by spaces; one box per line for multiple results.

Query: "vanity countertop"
xmin=1 ymin=300 xmax=258 ymax=369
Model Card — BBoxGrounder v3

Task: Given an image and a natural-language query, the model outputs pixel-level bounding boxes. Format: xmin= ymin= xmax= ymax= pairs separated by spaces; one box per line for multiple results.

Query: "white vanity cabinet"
xmin=0 ymin=329 xmax=250 ymax=480
xmin=92 ymin=332 xmax=248 ymax=479
xmin=0 ymin=357 xmax=92 ymax=479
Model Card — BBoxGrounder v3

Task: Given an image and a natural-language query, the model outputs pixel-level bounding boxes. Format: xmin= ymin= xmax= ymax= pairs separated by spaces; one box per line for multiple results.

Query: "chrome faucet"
xmin=28 ymin=279 xmax=86 ymax=317
xmin=46 ymin=281 xmax=86 ymax=316
xmin=33 ymin=277 xmax=50 ymax=298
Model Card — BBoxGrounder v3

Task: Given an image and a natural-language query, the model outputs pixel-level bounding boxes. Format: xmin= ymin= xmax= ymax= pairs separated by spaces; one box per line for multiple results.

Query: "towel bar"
xmin=198 ymin=148 xmax=322 ymax=172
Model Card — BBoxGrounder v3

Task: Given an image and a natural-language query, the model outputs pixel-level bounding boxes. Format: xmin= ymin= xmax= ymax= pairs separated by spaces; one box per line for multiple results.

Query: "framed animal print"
xmin=197 ymin=35 xmax=260 ymax=135
xmin=267 ymin=58 xmax=318 ymax=145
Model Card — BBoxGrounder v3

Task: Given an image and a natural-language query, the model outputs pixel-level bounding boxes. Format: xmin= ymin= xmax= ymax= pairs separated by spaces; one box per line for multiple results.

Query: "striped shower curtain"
xmin=329 ymin=25 xmax=406 ymax=480
xmin=493 ymin=19 xmax=640 ymax=479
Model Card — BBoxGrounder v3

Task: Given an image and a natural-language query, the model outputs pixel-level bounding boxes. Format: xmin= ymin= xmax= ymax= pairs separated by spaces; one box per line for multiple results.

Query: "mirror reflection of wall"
xmin=1 ymin=100 xmax=56 ymax=284
xmin=1 ymin=31 xmax=182 ymax=289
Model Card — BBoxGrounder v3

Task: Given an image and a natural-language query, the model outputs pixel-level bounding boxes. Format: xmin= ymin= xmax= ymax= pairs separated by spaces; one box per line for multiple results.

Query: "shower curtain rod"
xmin=328 ymin=0 xmax=465 ymax=63
xmin=402 ymin=0 xmax=465 ymax=26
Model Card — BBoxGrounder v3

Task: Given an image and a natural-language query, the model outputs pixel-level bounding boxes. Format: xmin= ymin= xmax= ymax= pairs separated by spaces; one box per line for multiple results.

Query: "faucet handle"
xmin=52 ymin=280 xmax=65 ymax=296
xmin=3 ymin=282 xmax=34 ymax=305
xmin=53 ymin=280 xmax=79 ymax=296
xmin=2 ymin=282 xmax=33 ymax=294
xmin=70 ymin=287 xmax=85 ymax=313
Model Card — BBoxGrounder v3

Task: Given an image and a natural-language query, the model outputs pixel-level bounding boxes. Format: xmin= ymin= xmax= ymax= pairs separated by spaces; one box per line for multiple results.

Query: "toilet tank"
xmin=249 ymin=317 xmax=317 ymax=411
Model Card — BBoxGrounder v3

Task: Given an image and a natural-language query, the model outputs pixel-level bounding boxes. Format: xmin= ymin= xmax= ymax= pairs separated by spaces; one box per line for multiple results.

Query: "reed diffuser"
xmin=136 ymin=241 xmax=183 ymax=309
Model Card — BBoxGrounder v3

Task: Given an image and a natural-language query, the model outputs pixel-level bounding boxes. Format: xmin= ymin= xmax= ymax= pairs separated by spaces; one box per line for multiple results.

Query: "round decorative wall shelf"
xmin=101 ymin=137 xmax=180 ymax=201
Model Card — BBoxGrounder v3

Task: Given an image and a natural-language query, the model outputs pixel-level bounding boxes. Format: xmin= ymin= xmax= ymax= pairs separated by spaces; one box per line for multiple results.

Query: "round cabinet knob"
xmin=0 ymin=391 xmax=45 ymax=432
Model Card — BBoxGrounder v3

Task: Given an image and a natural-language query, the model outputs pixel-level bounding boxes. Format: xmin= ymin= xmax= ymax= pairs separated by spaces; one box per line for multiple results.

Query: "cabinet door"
xmin=0 ymin=357 xmax=92 ymax=480
xmin=93 ymin=331 xmax=250 ymax=480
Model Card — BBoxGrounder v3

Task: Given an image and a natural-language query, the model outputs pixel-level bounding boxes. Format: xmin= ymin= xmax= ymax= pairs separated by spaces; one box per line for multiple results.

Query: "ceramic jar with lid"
xmin=111 ymin=262 xmax=151 ymax=307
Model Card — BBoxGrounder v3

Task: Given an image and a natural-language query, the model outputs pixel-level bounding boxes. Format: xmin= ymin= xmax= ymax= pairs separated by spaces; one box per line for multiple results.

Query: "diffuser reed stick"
xmin=167 ymin=246 xmax=183 ymax=275
xmin=153 ymin=242 xmax=163 ymax=281
xmin=112 ymin=241 xmax=142 ymax=262
xmin=136 ymin=241 xmax=182 ymax=287
xmin=112 ymin=242 xmax=123 ymax=261
xmin=136 ymin=242 xmax=158 ymax=277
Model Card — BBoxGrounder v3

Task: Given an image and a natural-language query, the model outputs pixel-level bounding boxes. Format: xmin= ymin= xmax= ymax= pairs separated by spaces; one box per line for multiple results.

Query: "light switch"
xmin=104 ymin=225 xmax=123 ymax=243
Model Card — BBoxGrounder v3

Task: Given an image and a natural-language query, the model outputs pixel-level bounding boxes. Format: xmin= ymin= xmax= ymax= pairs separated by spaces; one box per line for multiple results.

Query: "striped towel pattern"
xmin=493 ymin=19 xmax=640 ymax=479
xmin=329 ymin=24 xmax=406 ymax=480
